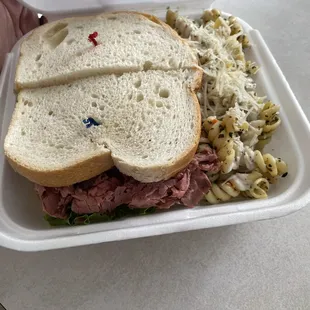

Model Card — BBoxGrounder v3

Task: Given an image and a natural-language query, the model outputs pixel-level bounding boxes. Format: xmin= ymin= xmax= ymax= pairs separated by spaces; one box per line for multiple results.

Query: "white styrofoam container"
xmin=1 ymin=0 xmax=310 ymax=252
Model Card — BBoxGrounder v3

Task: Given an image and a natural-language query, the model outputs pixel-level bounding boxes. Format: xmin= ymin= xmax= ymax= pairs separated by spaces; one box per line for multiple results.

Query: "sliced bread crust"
xmin=6 ymin=70 xmax=201 ymax=187
xmin=15 ymin=11 xmax=198 ymax=90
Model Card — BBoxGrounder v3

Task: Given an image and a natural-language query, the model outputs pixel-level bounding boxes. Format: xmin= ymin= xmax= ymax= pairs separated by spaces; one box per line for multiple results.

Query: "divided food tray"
xmin=1 ymin=9 xmax=310 ymax=251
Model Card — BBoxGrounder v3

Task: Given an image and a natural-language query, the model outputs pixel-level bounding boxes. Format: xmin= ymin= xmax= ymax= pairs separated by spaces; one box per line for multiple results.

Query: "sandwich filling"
xmin=36 ymin=145 xmax=220 ymax=225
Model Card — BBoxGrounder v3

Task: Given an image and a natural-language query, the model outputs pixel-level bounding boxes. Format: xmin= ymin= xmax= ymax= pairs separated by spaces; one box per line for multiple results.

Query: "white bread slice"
xmin=5 ymin=69 xmax=201 ymax=187
xmin=15 ymin=11 xmax=197 ymax=90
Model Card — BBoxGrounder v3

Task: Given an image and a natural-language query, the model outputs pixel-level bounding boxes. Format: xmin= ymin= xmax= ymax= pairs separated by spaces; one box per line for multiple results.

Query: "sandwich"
xmin=4 ymin=11 xmax=220 ymax=225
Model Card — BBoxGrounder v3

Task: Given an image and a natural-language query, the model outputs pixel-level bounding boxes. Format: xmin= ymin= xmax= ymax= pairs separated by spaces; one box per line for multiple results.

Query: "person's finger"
xmin=40 ymin=15 xmax=49 ymax=25
xmin=0 ymin=0 xmax=40 ymax=71
xmin=20 ymin=6 xmax=41 ymax=34
xmin=0 ymin=1 xmax=18 ymax=71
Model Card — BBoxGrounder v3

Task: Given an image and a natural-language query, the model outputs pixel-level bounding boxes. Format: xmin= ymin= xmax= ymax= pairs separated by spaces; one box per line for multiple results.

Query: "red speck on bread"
xmin=88 ymin=32 xmax=99 ymax=46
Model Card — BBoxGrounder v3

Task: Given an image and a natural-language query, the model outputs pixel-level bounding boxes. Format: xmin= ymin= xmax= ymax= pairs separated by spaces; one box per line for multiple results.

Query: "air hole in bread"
xmin=154 ymin=84 xmax=160 ymax=94
xmin=37 ymin=63 xmax=42 ymax=68
xmin=143 ymin=61 xmax=152 ymax=70
xmin=44 ymin=22 xmax=68 ymax=38
xmin=76 ymin=51 xmax=82 ymax=57
xmin=159 ymin=89 xmax=170 ymax=98
xmin=76 ymin=25 xmax=83 ymax=29
xmin=169 ymin=57 xmax=177 ymax=67
xmin=148 ymin=99 xmax=155 ymax=106
xmin=136 ymin=93 xmax=144 ymax=102
xmin=114 ymin=123 xmax=119 ymax=128
xmin=49 ymin=142 xmax=55 ymax=147
xmin=134 ymin=30 xmax=141 ymax=34
xmin=134 ymin=79 xmax=141 ymax=88
xmin=21 ymin=130 xmax=26 ymax=136
xmin=21 ymin=111 xmax=25 ymax=115
xmin=128 ymin=93 xmax=133 ymax=100
xmin=118 ymin=34 xmax=122 ymax=38
xmin=44 ymin=26 xmax=69 ymax=49
xmin=91 ymin=94 xmax=99 ymax=99
xmin=144 ymin=51 xmax=149 ymax=56
xmin=48 ymin=111 xmax=53 ymax=116
xmin=35 ymin=54 xmax=42 ymax=61
xmin=166 ymin=104 xmax=171 ymax=109
xmin=67 ymin=38 xmax=75 ymax=45
xmin=190 ymin=122 xmax=194 ymax=129
xmin=92 ymin=102 xmax=97 ymax=107
xmin=24 ymin=100 xmax=33 ymax=107
xmin=142 ymin=155 xmax=148 ymax=159
xmin=99 ymin=105 xmax=105 ymax=111
xmin=56 ymin=145 xmax=64 ymax=149
xmin=126 ymin=134 xmax=131 ymax=139
xmin=86 ymin=63 xmax=91 ymax=67
xmin=108 ymin=16 xmax=117 ymax=21
xmin=168 ymin=157 xmax=173 ymax=161
xmin=156 ymin=101 xmax=163 ymax=108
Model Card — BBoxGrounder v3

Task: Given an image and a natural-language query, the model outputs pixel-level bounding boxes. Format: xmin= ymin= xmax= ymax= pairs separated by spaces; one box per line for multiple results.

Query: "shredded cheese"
xmin=173 ymin=15 xmax=264 ymax=121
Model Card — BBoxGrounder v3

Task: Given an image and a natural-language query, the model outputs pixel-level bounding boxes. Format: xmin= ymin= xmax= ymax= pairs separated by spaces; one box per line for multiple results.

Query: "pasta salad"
xmin=166 ymin=8 xmax=288 ymax=203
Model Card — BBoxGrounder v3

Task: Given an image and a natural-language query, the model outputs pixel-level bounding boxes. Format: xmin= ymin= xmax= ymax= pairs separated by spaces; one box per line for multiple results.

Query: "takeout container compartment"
xmin=1 ymin=0 xmax=310 ymax=251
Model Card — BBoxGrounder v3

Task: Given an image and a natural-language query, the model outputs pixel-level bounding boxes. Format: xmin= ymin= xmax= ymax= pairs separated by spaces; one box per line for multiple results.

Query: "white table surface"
xmin=1 ymin=0 xmax=310 ymax=309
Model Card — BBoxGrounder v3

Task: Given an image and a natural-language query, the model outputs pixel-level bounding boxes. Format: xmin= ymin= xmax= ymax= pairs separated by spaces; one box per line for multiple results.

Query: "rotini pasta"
xmin=205 ymin=171 xmax=269 ymax=203
xmin=253 ymin=151 xmax=288 ymax=183
xmin=255 ymin=101 xmax=281 ymax=150
xmin=205 ymin=182 xmax=239 ymax=204
xmin=165 ymin=9 xmax=288 ymax=204
xmin=166 ymin=9 xmax=177 ymax=29
xmin=203 ymin=115 xmax=288 ymax=182
xmin=245 ymin=61 xmax=259 ymax=75
xmin=202 ymin=9 xmax=221 ymax=23
xmin=203 ymin=117 xmax=235 ymax=173
xmin=242 ymin=177 xmax=270 ymax=199
xmin=203 ymin=113 xmax=249 ymax=174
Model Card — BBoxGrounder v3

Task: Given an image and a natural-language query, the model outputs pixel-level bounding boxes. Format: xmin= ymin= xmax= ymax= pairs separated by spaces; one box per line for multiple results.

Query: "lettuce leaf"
xmin=44 ymin=205 xmax=156 ymax=227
